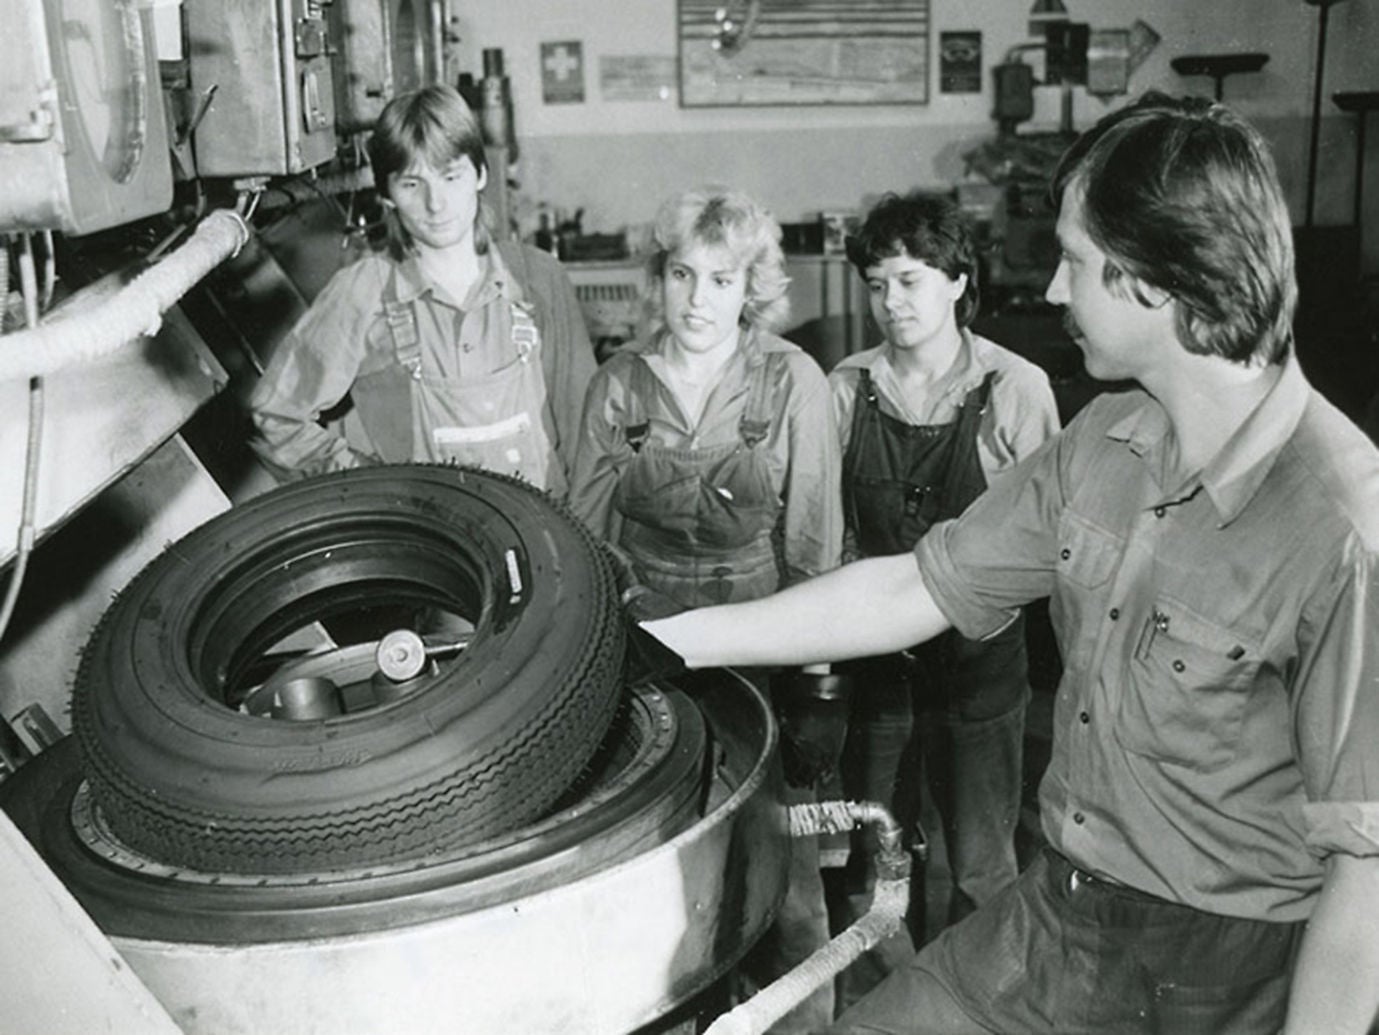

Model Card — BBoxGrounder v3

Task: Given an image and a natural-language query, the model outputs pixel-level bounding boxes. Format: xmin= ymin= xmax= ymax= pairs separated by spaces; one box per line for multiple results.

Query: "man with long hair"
xmin=250 ymin=85 xmax=595 ymax=494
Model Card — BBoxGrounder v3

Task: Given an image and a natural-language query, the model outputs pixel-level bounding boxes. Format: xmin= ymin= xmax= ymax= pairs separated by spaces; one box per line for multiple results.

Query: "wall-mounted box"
xmin=0 ymin=0 xmax=174 ymax=234
xmin=186 ymin=0 xmax=338 ymax=177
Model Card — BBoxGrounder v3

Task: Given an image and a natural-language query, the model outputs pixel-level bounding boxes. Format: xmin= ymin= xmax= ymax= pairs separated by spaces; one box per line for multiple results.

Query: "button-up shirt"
xmin=249 ymin=241 xmax=595 ymax=487
xmin=829 ymin=330 xmax=1059 ymax=560
xmin=571 ymin=328 xmax=843 ymax=587
xmin=830 ymin=331 xmax=1060 ymax=484
xmin=917 ymin=356 xmax=1379 ymax=922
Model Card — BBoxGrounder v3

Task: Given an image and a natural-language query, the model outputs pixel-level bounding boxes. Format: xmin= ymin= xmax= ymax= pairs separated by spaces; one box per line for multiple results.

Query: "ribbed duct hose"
xmin=704 ymin=799 xmax=912 ymax=1035
xmin=0 ymin=210 xmax=248 ymax=382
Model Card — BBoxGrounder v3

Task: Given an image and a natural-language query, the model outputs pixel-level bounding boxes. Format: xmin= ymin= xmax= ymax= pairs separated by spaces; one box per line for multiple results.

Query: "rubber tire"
xmin=9 ymin=683 xmax=707 ymax=943
xmin=71 ymin=465 xmax=625 ymax=874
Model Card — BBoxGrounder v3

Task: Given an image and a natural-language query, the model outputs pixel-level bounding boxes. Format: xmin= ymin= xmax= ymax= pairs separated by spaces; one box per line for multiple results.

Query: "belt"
xmin=1067 ymin=865 xmax=1122 ymax=893
xmin=1047 ymin=848 xmax=1135 ymax=896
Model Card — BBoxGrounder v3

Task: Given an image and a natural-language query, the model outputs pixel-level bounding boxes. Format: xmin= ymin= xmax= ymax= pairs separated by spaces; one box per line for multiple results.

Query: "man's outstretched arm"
xmin=644 ymin=553 xmax=951 ymax=670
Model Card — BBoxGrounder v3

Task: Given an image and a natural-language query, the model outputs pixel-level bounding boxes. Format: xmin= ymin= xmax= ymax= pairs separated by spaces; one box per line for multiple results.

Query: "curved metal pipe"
xmin=0 ymin=233 xmax=44 ymax=644
xmin=704 ymin=800 xmax=913 ymax=1035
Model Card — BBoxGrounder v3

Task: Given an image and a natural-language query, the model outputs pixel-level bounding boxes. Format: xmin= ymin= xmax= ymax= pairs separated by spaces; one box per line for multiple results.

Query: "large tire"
xmin=8 ymin=683 xmax=707 ymax=943
xmin=71 ymin=465 xmax=625 ymax=874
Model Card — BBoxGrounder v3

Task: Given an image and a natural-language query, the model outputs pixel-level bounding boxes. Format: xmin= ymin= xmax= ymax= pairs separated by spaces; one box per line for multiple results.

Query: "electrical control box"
xmin=186 ymin=0 xmax=338 ymax=177
xmin=0 ymin=0 xmax=174 ymax=234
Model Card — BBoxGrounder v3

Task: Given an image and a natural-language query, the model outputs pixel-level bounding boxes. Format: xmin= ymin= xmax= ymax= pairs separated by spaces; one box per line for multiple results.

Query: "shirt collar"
xmin=648 ymin=323 xmax=765 ymax=368
xmin=387 ymin=245 xmax=517 ymax=308
xmin=867 ymin=328 xmax=981 ymax=400
xmin=1104 ymin=355 xmax=1310 ymax=525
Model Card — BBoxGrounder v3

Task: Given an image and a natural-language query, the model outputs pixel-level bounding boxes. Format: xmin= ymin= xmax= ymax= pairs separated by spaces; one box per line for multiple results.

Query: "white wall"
xmin=447 ymin=0 xmax=1377 ymax=270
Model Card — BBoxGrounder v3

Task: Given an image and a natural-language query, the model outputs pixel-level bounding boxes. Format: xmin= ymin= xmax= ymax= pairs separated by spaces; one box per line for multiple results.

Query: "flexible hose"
xmin=0 ymin=209 xmax=249 ymax=382
xmin=703 ymin=800 xmax=912 ymax=1035
xmin=0 ymin=234 xmax=46 ymax=644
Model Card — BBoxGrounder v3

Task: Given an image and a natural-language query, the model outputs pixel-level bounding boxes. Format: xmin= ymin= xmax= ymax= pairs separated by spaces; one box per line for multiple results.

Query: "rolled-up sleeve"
xmin=916 ymin=431 xmax=1065 ymax=639
xmin=1296 ymin=539 xmax=1379 ymax=858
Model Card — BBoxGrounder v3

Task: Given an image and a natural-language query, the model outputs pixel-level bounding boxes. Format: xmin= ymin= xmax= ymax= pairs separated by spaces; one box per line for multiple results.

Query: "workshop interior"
xmin=0 ymin=1 xmax=1375 ymax=1033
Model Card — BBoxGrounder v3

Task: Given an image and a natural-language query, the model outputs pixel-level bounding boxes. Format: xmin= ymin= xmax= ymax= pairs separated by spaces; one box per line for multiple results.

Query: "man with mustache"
xmin=642 ymin=92 xmax=1379 ymax=1034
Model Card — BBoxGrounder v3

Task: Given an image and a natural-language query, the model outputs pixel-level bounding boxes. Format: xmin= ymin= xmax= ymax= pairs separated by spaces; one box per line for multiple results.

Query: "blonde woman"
xmin=571 ymin=185 xmax=843 ymax=1032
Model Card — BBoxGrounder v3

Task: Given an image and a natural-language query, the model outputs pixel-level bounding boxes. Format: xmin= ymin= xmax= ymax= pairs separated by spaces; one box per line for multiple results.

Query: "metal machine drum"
xmin=5 ymin=670 xmax=789 ymax=1035
xmin=0 ymin=0 xmax=173 ymax=233
xmin=329 ymin=0 xmax=444 ymax=134
xmin=0 ymin=468 xmax=791 ymax=1031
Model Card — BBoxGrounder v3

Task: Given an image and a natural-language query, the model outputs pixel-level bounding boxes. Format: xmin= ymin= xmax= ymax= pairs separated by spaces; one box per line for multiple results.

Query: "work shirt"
xmin=916 ymin=355 xmax=1379 ymax=922
xmin=571 ymin=327 xmax=843 ymax=590
xmin=829 ymin=330 xmax=1059 ymax=560
xmin=249 ymin=240 xmax=595 ymax=492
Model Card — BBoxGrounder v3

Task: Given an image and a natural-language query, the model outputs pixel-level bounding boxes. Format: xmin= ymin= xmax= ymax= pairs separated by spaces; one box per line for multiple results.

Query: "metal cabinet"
xmin=186 ymin=0 xmax=338 ymax=177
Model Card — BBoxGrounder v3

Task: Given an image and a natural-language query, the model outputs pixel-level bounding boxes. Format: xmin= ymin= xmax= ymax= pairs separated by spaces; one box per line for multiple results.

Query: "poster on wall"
xmin=541 ymin=41 xmax=585 ymax=104
xmin=600 ymin=56 xmax=677 ymax=102
xmin=939 ymin=31 xmax=982 ymax=94
xmin=678 ymin=0 xmax=930 ymax=107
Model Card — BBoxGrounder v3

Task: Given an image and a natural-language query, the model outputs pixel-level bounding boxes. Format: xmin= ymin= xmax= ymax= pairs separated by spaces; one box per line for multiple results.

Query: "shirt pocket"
xmin=1115 ymin=599 xmax=1259 ymax=773
xmin=1052 ymin=513 xmax=1122 ymax=672
xmin=1056 ymin=513 xmax=1121 ymax=589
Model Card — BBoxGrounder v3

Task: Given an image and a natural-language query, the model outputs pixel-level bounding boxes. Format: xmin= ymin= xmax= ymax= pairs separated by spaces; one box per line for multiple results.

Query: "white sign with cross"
xmin=541 ymin=41 xmax=585 ymax=104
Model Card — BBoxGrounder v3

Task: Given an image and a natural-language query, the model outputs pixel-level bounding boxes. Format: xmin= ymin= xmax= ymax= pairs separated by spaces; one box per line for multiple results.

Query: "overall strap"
xmin=962 ymin=369 xmax=996 ymax=417
xmin=738 ymin=350 xmax=779 ymax=449
xmin=934 ymin=369 xmax=1000 ymax=515
xmin=623 ymin=355 xmax=654 ymax=453
xmin=842 ymin=366 xmax=880 ymax=536
xmin=857 ymin=366 xmax=880 ymax=409
xmin=509 ymin=298 xmax=539 ymax=360
xmin=382 ymin=266 xmax=423 ymax=380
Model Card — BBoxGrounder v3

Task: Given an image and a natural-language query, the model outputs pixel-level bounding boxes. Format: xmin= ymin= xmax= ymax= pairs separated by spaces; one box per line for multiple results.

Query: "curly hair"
xmin=845 ymin=191 xmax=981 ymax=328
xmin=367 ymin=84 xmax=491 ymax=259
xmin=645 ymin=186 xmax=791 ymax=335
xmin=1050 ymin=91 xmax=1295 ymax=365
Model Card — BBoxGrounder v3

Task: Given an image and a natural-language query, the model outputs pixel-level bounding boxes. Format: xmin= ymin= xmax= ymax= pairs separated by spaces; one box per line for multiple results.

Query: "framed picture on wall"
xmin=678 ymin=0 xmax=930 ymax=107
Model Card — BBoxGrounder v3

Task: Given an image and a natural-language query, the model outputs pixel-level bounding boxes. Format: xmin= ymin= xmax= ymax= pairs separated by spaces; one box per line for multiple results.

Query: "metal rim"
xmin=35 ymin=684 xmax=708 ymax=942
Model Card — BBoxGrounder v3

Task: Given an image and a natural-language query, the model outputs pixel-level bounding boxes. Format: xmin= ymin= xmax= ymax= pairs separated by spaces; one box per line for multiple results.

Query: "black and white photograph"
xmin=1 ymin=1 xmax=1376 ymax=1033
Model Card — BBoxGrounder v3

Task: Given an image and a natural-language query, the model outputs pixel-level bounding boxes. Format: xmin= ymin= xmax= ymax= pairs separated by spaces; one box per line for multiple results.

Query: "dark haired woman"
xmin=829 ymin=191 xmax=1057 ymax=993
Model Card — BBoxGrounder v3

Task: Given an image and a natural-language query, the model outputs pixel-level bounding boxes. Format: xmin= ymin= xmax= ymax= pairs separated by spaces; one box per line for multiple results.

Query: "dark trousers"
xmin=827 ymin=847 xmax=1305 ymax=1034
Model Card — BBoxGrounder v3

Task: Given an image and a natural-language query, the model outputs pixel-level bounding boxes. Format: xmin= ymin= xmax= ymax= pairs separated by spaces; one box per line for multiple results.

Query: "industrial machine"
xmin=0 ymin=0 xmax=174 ymax=234
xmin=0 ymin=6 xmax=906 ymax=1032
xmin=0 ymin=461 xmax=905 ymax=1033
